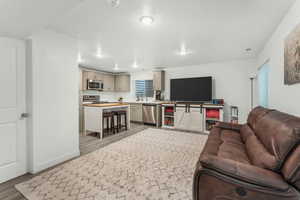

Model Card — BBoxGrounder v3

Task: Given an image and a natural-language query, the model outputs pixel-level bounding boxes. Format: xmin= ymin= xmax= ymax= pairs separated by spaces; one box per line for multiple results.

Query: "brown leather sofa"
xmin=193 ymin=106 xmax=300 ymax=200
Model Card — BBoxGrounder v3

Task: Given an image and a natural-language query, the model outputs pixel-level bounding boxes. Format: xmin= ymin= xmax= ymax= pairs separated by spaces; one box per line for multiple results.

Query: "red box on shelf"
xmin=206 ymin=109 xmax=220 ymax=119
xmin=165 ymin=107 xmax=174 ymax=113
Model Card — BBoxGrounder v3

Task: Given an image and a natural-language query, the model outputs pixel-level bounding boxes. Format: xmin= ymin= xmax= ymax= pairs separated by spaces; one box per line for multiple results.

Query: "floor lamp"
xmin=250 ymin=75 xmax=256 ymax=110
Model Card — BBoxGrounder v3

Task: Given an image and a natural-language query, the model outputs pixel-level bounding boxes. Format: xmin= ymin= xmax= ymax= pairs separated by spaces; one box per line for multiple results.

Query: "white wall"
xmin=27 ymin=30 xmax=80 ymax=173
xmin=257 ymin=0 xmax=300 ymax=117
xmin=165 ymin=59 xmax=256 ymax=122
xmin=116 ymin=59 xmax=256 ymax=123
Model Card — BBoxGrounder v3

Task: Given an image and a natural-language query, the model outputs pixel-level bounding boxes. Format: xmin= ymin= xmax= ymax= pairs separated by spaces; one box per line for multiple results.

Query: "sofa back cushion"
xmin=247 ymin=106 xmax=273 ymax=130
xmin=241 ymin=125 xmax=277 ymax=170
xmin=247 ymin=107 xmax=300 ymax=171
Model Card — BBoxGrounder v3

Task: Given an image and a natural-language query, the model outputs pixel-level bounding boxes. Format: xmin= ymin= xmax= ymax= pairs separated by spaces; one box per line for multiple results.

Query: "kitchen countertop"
xmin=84 ymin=103 xmax=129 ymax=107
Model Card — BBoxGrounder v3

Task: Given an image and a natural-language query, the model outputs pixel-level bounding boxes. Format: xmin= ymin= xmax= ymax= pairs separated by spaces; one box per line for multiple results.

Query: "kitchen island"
xmin=84 ymin=103 xmax=130 ymax=139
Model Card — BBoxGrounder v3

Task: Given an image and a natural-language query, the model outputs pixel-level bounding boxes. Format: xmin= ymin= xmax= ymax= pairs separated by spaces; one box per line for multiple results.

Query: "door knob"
xmin=20 ymin=113 xmax=29 ymax=119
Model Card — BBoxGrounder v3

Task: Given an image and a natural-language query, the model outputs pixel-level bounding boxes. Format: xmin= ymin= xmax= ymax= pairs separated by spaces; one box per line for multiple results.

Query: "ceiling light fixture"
xmin=140 ymin=16 xmax=154 ymax=25
xmin=132 ymin=61 xmax=139 ymax=68
xmin=107 ymin=0 xmax=120 ymax=8
xmin=96 ymin=47 xmax=104 ymax=58
xmin=245 ymin=48 xmax=252 ymax=52
xmin=77 ymin=53 xmax=83 ymax=63
xmin=114 ymin=64 xmax=119 ymax=71
xmin=178 ymin=44 xmax=192 ymax=56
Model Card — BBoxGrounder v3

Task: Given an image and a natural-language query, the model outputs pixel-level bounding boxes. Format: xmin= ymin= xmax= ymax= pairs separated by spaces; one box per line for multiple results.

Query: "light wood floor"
xmin=0 ymin=123 xmax=148 ymax=200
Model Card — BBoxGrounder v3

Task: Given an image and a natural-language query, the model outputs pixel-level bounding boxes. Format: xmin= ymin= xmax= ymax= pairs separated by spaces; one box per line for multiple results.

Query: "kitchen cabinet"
xmin=82 ymin=70 xmax=107 ymax=91
xmin=130 ymin=103 xmax=143 ymax=122
xmin=79 ymin=69 xmax=83 ymax=91
xmin=95 ymin=72 xmax=104 ymax=81
xmin=82 ymin=71 xmax=104 ymax=82
xmin=81 ymin=70 xmax=130 ymax=92
xmin=82 ymin=71 xmax=98 ymax=90
xmin=82 ymin=71 xmax=89 ymax=90
xmin=103 ymin=74 xmax=115 ymax=92
xmin=153 ymin=70 xmax=165 ymax=91
xmin=115 ymin=74 xmax=130 ymax=92
xmin=87 ymin=71 xmax=97 ymax=80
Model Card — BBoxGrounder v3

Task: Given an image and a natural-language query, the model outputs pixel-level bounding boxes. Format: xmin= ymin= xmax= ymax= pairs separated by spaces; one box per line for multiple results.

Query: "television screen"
xmin=170 ymin=77 xmax=212 ymax=102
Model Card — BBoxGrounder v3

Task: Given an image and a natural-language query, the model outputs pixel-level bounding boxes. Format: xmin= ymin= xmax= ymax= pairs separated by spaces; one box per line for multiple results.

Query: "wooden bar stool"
xmin=102 ymin=112 xmax=115 ymax=138
xmin=112 ymin=110 xmax=128 ymax=133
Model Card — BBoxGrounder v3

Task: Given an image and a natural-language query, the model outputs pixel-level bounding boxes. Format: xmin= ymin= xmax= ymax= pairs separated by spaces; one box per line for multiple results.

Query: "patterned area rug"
xmin=16 ymin=128 xmax=207 ymax=200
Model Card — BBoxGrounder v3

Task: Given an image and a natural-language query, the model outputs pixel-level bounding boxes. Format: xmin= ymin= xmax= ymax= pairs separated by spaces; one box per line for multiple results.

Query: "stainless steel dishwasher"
xmin=142 ymin=103 xmax=161 ymax=126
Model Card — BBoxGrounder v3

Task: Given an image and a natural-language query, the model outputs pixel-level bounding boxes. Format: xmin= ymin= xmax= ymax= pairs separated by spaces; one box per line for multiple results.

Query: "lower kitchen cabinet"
xmin=130 ymin=103 xmax=143 ymax=122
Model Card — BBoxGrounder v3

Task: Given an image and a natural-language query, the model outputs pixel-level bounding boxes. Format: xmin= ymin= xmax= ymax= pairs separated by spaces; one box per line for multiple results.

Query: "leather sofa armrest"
xmin=199 ymin=155 xmax=289 ymax=192
xmin=215 ymin=122 xmax=243 ymax=132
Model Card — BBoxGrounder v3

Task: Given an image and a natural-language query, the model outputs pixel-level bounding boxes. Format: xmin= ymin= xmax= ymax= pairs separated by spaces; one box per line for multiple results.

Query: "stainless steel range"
xmin=82 ymin=95 xmax=100 ymax=104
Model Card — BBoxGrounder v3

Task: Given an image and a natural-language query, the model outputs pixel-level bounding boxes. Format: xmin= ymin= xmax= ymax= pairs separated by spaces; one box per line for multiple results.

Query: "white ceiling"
xmin=0 ymin=0 xmax=296 ymax=71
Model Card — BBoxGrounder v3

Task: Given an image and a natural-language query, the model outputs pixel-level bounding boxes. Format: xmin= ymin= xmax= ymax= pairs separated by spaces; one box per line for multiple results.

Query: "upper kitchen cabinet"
xmin=82 ymin=70 xmax=102 ymax=91
xmin=153 ymin=70 xmax=165 ymax=91
xmin=81 ymin=69 xmax=130 ymax=92
xmin=87 ymin=71 xmax=96 ymax=80
xmin=95 ymin=72 xmax=104 ymax=81
xmin=103 ymin=74 xmax=115 ymax=92
xmin=82 ymin=71 xmax=89 ymax=90
xmin=115 ymin=74 xmax=131 ymax=92
xmin=85 ymin=71 xmax=104 ymax=81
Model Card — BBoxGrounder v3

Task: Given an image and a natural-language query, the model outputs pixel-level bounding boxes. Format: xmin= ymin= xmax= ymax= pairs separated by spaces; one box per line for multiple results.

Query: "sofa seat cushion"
xmin=200 ymin=127 xmax=250 ymax=165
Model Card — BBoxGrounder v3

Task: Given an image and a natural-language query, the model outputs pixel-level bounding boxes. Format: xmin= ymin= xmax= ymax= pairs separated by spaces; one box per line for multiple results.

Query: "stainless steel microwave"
xmin=87 ymin=79 xmax=104 ymax=91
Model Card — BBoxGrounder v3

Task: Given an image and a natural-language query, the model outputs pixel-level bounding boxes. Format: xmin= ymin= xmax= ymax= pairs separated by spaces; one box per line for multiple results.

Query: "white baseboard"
xmin=30 ymin=149 xmax=80 ymax=174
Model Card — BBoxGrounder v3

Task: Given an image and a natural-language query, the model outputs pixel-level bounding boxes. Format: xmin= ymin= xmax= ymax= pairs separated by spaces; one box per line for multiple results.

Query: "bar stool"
xmin=102 ymin=112 xmax=115 ymax=138
xmin=112 ymin=110 xmax=128 ymax=133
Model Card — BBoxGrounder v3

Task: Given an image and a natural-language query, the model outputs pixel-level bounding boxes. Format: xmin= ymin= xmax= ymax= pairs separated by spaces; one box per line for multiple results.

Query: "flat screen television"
xmin=170 ymin=77 xmax=212 ymax=102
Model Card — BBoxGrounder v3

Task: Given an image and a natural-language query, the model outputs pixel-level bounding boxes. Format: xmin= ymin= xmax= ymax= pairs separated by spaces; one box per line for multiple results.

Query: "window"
xmin=135 ymin=80 xmax=154 ymax=97
xmin=258 ymin=62 xmax=269 ymax=108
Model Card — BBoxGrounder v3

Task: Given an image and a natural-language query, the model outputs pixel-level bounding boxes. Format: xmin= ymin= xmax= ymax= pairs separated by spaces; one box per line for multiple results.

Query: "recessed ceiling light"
xmin=177 ymin=44 xmax=192 ymax=56
xmin=107 ymin=0 xmax=120 ymax=8
xmin=96 ymin=47 xmax=104 ymax=58
xmin=179 ymin=50 xmax=192 ymax=56
xmin=132 ymin=61 xmax=139 ymax=68
xmin=140 ymin=16 xmax=154 ymax=25
xmin=114 ymin=64 xmax=119 ymax=71
xmin=77 ymin=53 xmax=83 ymax=63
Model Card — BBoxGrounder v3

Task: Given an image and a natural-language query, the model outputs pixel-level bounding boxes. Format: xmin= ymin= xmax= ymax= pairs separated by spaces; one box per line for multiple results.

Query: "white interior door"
xmin=0 ymin=38 xmax=26 ymax=183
